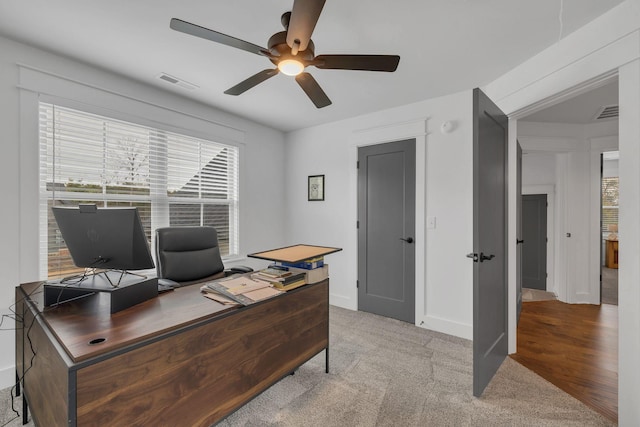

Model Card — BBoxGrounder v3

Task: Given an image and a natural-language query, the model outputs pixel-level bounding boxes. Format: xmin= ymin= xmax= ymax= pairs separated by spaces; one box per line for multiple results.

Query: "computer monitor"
xmin=52 ymin=205 xmax=155 ymax=272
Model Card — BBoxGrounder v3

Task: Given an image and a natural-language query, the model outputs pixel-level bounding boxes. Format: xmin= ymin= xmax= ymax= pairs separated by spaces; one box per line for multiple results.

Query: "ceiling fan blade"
xmin=224 ymin=69 xmax=279 ymax=96
xmin=314 ymin=55 xmax=400 ymax=72
xmin=286 ymin=0 xmax=326 ymax=53
xmin=295 ymin=72 xmax=331 ymax=108
xmin=170 ymin=18 xmax=267 ymax=56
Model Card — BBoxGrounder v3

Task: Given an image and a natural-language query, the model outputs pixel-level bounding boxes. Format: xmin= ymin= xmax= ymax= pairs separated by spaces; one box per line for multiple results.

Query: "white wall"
xmin=285 ymin=91 xmax=474 ymax=339
xmin=485 ymin=0 xmax=640 ymax=423
xmin=518 ymin=121 xmax=618 ymax=304
xmin=603 ymin=158 xmax=619 ymax=178
xmin=0 ymin=35 xmax=287 ymax=388
xmin=521 ymin=153 xmax=556 ymax=186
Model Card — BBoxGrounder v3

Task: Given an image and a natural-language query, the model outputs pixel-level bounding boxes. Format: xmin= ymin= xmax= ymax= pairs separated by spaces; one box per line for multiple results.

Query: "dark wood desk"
xmin=15 ymin=279 xmax=329 ymax=426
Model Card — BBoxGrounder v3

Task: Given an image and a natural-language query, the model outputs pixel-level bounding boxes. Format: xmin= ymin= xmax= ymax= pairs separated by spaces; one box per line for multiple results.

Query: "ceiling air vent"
xmin=594 ymin=105 xmax=618 ymax=121
xmin=157 ymin=73 xmax=199 ymax=91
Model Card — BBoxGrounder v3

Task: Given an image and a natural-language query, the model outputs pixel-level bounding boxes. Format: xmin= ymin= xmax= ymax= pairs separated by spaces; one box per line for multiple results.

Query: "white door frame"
xmin=348 ymin=119 xmax=427 ymax=326
xmin=491 ymin=33 xmax=640 ymax=424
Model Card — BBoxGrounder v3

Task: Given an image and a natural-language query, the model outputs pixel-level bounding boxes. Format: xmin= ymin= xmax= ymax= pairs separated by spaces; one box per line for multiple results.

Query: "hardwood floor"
xmin=511 ymin=300 xmax=618 ymax=423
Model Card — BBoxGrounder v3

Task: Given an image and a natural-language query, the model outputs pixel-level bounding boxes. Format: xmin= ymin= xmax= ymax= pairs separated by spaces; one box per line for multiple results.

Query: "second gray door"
xmin=516 ymin=143 xmax=523 ymax=321
xmin=522 ymin=194 xmax=547 ymax=290
xmin=357 ymin=139 xmax=416 ymax=323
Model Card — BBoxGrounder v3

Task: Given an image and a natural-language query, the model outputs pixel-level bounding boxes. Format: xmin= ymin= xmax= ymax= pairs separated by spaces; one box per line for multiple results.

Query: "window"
xmin=40 ymin=103 xmax=239 ymax=278
xmin=601 ymin=176 xmax=619 ymax=233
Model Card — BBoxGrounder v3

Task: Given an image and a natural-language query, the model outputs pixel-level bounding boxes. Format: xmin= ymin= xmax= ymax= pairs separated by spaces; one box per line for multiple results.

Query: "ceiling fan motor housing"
xmin=268 ymin=31 xmax=315 ymax=66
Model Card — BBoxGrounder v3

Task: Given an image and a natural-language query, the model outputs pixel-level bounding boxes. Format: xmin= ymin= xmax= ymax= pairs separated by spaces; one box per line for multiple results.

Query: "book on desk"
xmin=246 ymin=244 xmax=339 ymax=290
xmin=252 ymin=271 xmax=307 ymax=291
xmin=201 ymin=275 xmax=282 ymax=305
xmin=201 ymin=263 xmax=329 ymax=305
xmin=200 ymin=244 xmax=338 ymax=305
xmin=252 ymin=264 xmax=329 ymax=289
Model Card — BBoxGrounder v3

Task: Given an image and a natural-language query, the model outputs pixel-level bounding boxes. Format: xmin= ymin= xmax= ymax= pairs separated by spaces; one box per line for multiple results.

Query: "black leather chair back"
xmin=155 ymin=226 xmax=225 ymax=284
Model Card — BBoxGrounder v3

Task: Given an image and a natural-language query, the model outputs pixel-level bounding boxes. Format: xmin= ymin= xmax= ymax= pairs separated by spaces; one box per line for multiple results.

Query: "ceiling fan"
xmin=170 ymin=0 xmax=400 ymax=108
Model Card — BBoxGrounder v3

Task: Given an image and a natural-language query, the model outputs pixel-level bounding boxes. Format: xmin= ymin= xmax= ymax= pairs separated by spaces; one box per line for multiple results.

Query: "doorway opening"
xmin=521 ymin=193 xmax=549 ymax=300
xmin=601 ymin=150 xmax=619 ymax=305
xmin=514 ymin=77 xmax=619 ymax=421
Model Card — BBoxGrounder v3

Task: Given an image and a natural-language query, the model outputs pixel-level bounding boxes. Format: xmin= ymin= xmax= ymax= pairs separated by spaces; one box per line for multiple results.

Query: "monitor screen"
xmin=52 ymin=205 xmax=155 ymax=271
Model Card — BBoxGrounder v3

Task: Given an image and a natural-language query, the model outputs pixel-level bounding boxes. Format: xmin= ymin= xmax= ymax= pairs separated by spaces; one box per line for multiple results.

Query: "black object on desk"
xmin=43 ymin=272 xmax=158 ymax=314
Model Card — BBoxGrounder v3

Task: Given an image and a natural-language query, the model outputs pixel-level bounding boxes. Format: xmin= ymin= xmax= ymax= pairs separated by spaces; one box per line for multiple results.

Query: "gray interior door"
xmin=358 ymin=139 xmax=416 ymax=323
xmin=522 ymin=194 xmax=547 ymax=290
xmin=516 ymin=143 xmax=523 ymax=321
xmin=472 ymin=88 xmax=508 ymax=397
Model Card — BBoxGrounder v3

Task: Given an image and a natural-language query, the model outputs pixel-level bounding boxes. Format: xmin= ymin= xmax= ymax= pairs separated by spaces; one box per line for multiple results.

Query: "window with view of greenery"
xmin=40 ymin=103 xmax=239 ymax=279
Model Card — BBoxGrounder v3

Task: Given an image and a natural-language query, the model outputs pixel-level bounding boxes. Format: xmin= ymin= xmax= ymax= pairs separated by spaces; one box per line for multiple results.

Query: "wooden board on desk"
xmin=248 ymin=244 xmax=342 ymax=263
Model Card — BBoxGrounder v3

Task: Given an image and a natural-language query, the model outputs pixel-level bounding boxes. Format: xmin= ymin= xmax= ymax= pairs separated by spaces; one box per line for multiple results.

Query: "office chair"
xmin=155 ymin=226 xmax=252 ymax=287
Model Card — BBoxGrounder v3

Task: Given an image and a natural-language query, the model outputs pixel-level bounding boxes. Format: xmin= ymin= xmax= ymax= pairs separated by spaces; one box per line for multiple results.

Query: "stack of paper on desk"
xmin=201 ymin=275 xmax=282 ymax=305
xmin=200 ymin=289 xmax=239 ymax=305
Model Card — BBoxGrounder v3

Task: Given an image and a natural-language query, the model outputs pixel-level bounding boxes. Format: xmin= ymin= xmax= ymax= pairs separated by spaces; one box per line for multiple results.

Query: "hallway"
xmin=511 ymin=300 xmax=618 ymax=422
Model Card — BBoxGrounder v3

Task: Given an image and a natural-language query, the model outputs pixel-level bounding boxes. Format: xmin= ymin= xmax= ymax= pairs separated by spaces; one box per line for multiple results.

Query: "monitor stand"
xmin=44 ymin=270 xmax=158 ymax=314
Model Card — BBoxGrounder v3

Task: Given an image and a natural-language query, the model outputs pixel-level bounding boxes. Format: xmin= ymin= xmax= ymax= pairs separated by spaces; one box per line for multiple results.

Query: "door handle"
xmin=516 ymin=239 xmax=524 ymax=245
xmin=400 ymin=237 xmax=414 ymax=244
xmin=480 ymin=252 xmax=495 ymax=262
xmin=466 ymin=253 xmax=479 ymax=262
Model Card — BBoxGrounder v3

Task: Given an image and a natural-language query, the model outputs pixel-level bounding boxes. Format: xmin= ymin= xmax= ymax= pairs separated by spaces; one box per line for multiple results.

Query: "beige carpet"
xmin=522 ymin=287 xmax=557 ymax=302
xmin=1 ymin=306 xmax=613 ymax=427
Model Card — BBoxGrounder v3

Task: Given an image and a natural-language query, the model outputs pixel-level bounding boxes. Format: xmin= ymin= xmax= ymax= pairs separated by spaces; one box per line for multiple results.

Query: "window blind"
xmin=601 ymin=177 xmax=619 ymax=233
xmin=39 ymin=102 xmax=239 ymax=278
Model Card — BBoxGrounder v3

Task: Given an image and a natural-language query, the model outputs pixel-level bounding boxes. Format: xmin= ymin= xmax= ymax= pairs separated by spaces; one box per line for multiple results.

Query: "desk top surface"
xmin=19 ymin=278 xmax=328 ymax=365
xmin=19 ymin=281 xmax=235 ymax=363
xmin=248 ymin=244 xmax=342 ymax=263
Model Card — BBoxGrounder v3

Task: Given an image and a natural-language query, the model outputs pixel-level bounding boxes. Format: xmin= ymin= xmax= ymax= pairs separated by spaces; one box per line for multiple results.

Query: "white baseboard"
xmin=329 ymin=293 xmax=356 ymax=310
xmin=417 ymin=314 xmax=472 ymax=341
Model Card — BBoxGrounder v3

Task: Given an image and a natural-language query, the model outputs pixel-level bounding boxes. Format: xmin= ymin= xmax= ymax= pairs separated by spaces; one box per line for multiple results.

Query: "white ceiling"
xmin=523 ymin=80 xmax=619 ymax=124
xmin=0 ymin=0 xmax=625 ymax=132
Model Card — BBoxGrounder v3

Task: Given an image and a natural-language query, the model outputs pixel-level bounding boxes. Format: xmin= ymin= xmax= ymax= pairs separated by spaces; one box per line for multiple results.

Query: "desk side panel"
xmin=22 ymin=299 xmax=71 ymax=427
xmin=76 ymin=281 xmax=329 ymax=427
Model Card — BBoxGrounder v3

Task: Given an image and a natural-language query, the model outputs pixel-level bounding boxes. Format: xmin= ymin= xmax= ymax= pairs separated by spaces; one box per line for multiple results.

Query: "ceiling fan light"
xmin=278 ymin=59 xmax=304 ymax=76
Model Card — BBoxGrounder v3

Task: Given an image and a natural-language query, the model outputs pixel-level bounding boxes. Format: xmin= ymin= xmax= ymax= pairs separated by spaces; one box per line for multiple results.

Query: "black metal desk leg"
xmin=22 ymin=394 xmax=28 ymax=425
xmin=325 ymin=346 xmax=329 ymax=373
xmin=15 ymin=370 xmax=20 ymax=396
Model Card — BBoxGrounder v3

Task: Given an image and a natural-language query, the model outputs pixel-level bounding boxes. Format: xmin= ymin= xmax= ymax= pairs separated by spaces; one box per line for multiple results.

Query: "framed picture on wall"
xmin=308 ymin=175 xmax=325 ymax=201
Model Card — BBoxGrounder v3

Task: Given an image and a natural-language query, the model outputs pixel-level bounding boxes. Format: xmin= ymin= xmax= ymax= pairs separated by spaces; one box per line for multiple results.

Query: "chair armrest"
xmin=158 ymin=278 xmax=180 ymax=288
